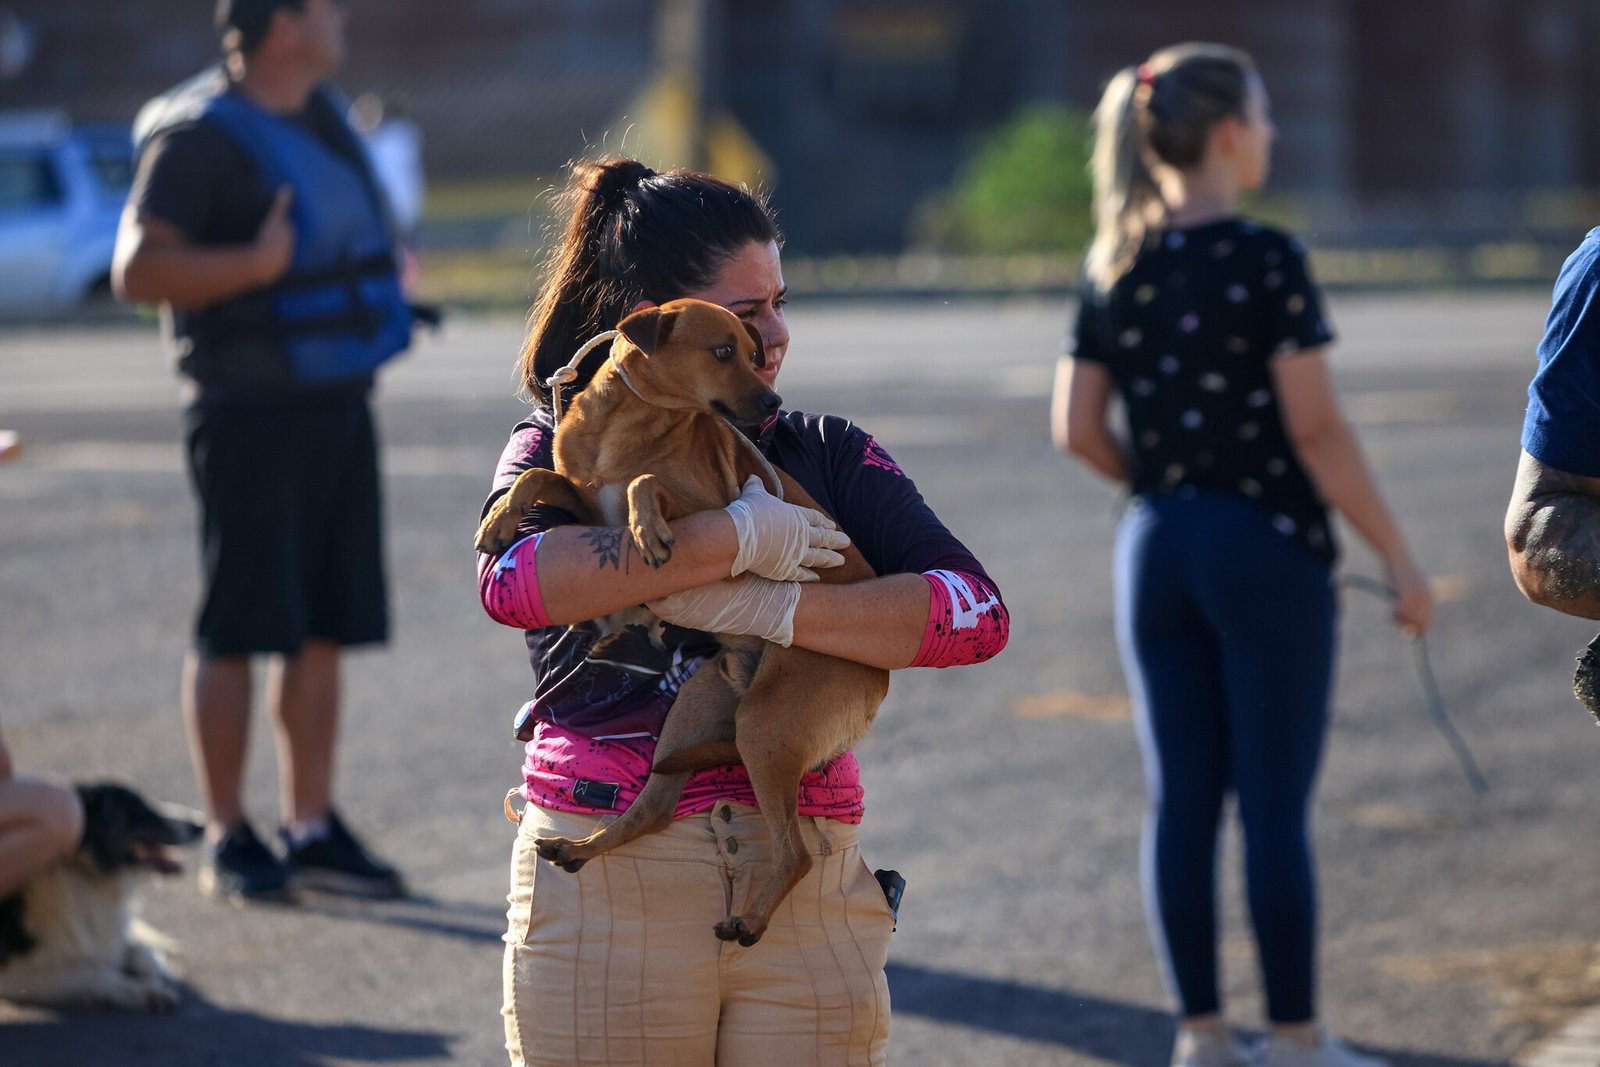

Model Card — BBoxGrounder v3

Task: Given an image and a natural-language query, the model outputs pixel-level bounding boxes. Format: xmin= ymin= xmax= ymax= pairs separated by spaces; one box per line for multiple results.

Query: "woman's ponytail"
xmin=1084 ymin=66 xmax=1163 ymax=292
xmin=1082 ymin=43 xmax=1253 ymax=292
xmin=519 ymin=160 xmax=655 ymax=404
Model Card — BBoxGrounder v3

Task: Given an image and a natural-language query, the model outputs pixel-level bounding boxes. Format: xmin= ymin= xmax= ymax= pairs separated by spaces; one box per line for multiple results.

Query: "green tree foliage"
xmin=912 ymin=103 xmax=1094 ymax=257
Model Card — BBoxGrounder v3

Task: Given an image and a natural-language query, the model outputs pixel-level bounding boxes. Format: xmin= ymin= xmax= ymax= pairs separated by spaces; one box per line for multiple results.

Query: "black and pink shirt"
xmin=477 ymin=406 xmax=1007 ymax=822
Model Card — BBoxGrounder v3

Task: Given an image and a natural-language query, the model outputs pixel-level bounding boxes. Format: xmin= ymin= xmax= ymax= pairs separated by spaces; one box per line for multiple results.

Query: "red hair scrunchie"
xmin=1136 ymin=63 xmax=1157 ymax=90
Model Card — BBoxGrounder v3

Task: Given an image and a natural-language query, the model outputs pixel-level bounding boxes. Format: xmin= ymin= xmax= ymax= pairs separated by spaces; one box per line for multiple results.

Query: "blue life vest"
xmin=140 ymin=72 xmax=411 ymax=388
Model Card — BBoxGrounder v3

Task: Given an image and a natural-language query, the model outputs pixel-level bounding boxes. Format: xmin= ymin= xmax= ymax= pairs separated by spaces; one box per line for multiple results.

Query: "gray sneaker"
xmin=1257 ymin=1031 xmax=1388 ymax=1067
xmin=1173 ymin=1029 xmax=1253 ymax=1067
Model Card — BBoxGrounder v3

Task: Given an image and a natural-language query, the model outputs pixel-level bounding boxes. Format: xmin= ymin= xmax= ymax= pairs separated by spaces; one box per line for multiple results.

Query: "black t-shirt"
xmin=1071 ymin=217 xmax=1338 ymax=565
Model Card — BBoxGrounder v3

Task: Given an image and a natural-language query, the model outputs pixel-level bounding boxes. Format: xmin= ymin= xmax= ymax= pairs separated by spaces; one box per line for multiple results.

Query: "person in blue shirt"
xmin=1507 ymin=228 xmax=1600 ymax=621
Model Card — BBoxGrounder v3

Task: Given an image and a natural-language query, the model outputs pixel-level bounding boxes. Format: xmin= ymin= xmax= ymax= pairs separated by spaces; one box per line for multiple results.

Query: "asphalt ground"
xmin=2 ymin=290 xmax=1600 ymax=1066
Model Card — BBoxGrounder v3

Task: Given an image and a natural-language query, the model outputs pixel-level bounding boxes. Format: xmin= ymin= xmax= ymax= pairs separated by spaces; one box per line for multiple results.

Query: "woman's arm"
xmin=1272 ymin=349 xmax=1433 ymax=635
xmin=793 ymin=569 xmax=1008 ymax=670
xmin=790 ymin=572 xmax=932 ymax=669
xmin=481 ymin=474 xmax=850 ymax=627
xmin=513 ymin=543 xmax=929 ymax=669
xmin=1505 ymin=450 xmax=1600 ymax=618
xmin=1052 ymin=357 xmax=1130 ymax=483
xmin=479 ymin=509 xmax=744 ymax=629
xmin=652 ymin=569 xmax=1003 ymax=671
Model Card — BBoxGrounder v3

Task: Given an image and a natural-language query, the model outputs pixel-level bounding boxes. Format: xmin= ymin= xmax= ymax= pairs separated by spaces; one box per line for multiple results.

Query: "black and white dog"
xmin=0 ymin=782 xmax=202 ymax=1012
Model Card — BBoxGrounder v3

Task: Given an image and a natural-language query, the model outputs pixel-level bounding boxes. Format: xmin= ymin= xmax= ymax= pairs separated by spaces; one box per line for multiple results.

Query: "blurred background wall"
xmin=3 ymin=0 xmax=1598 ymax=259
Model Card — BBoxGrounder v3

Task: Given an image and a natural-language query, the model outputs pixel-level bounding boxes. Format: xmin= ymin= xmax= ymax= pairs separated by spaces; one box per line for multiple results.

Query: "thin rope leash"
xmin=1341 ymin=573 xmax=1488 ymax=795
xmin=545 ymin=330 xmax=620 ymax=421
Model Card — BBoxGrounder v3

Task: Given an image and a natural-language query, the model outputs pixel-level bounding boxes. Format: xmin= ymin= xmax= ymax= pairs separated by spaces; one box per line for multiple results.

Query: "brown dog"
xmin=475 ymin=298 xmax=888 ymax=946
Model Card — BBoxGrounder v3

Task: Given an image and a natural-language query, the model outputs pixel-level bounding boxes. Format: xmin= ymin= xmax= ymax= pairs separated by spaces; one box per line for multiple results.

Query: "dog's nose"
xmin=762 ymin=390 xmax=782 ymax=413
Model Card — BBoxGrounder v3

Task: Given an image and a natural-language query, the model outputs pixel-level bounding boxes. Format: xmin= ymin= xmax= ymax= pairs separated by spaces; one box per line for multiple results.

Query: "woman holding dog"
xmin=477 ymin=159 xmax=1007 ymax=1066
xmin=1052 ymin=43 xmax=1432 ymax=1067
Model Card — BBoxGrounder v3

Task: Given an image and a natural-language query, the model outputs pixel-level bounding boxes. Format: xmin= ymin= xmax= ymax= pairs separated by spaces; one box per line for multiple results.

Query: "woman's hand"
xmin=1385 ymin=554 xmax=1434 ymax=639
xmin=726 ymin=475 xmax=850 ymax=582
xmin=649 ymin=573 xmax=801 ymax=646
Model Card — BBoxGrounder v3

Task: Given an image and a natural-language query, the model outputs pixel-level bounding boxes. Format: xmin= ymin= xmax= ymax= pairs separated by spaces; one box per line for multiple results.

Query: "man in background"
xmin=113 ymin=0 xmax=410 ymax=904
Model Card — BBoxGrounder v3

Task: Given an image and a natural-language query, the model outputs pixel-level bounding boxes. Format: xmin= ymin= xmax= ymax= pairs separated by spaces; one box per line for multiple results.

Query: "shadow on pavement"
xmin=0 ymin=992 xmax=453 ymax=1067
xmin=295 ymin=891 xmax=508 ymax=946
xmin=886 ymin=961 xmax=1512 ymax=1067
xmin=887 ymin=960 xmax=1172 ymax=1063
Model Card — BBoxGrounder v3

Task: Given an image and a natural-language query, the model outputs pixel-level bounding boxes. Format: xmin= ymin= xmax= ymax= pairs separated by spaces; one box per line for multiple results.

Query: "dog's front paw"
xmin=630 ymin=520 xmax=675 ymax=569
xmin=474 ymin=500 xmax=525 ymax=556
xmin=713 ymin=915 xmax=765 ymax=947
xmin=534 ymin=838 xmax=588 ymax=874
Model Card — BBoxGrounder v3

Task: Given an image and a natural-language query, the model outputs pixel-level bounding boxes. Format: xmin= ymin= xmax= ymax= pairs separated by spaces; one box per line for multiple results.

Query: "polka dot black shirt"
xmin=1070 ymin=217 xmax=1338 ymax=566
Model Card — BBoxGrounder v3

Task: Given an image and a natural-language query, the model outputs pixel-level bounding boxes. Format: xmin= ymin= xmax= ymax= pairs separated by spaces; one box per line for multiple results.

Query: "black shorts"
xmin=184 ymin=398 xmax=388 ymax=655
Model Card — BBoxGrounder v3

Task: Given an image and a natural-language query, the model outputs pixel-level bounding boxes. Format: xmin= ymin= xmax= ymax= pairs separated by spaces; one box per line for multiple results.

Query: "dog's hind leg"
xmin=651 ymin=642 xmax=755 ymax=775
xmin=713 ymin=725 xmax=813 ymax=949
xmin=535 ymin=648 xmax=746 ymax=871
xmin=711 ymin=662 xmax=822 ymax=947
xmin=534 ymin=769 xmax=690 ymax=873
xmin=714 ymin=651 xmax=889 ymax=948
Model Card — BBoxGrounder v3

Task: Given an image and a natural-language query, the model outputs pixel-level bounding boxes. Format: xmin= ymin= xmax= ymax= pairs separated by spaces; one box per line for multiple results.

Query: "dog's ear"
xmin=617 ymin=305 xmax=679 ymax=355
xmin=74 ymin=784 xmax=122 ymax=873
xmin=741 ymin=320 xmax=766 ymax=369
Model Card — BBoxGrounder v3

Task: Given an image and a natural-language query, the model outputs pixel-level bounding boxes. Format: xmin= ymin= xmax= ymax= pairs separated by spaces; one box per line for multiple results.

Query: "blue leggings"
xmin=1114 ymin=492 xmax=1336 ymax=1024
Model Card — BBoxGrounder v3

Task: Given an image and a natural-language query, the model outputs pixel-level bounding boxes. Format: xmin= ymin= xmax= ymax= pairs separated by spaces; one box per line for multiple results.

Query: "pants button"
xmin=719 ymin=805 xmax=732 ymax=822
xmin=725 ymin=837 xmax=739 ymax=854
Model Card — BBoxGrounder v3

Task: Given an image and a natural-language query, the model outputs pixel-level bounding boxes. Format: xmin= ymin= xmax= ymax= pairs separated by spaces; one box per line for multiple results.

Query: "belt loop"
xmin=504 ymin=787 xmax=525 ymax=825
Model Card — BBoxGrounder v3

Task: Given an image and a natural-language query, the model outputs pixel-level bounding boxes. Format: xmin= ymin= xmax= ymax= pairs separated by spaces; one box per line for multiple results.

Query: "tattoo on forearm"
xmin=1509 ymin=461 xmax=1600 ymax=610
xmin=1517 ymin=503 xmax=1600 ymax=601
xmin=580 ymin=528 xmax=626 ymax=570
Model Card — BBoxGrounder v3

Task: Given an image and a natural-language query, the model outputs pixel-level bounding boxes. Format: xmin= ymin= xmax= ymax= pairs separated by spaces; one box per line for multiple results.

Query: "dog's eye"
xmin=712 ymin=345 xmax=734 ymax=363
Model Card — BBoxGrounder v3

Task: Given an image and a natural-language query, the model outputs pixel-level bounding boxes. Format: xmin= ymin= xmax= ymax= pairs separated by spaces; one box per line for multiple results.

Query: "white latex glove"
xmin=649 ymin=574 xmax=802 ymax=647
xmin=726 ymin=475 xmax=851 ymax=582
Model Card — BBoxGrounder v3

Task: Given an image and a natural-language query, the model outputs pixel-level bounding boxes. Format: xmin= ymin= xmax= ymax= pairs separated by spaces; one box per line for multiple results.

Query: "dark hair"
xmin=214 ymin=0 xmax=304 ymax=55
xmin=518 ymin=159 xmax=782 ymax=405
xmin=1086 ymin=42 xmax=1255 ymax=290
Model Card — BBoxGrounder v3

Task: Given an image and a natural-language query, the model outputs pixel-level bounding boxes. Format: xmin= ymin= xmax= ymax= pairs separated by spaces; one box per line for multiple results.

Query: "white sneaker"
xmin=1257 ymin=1030 xmax=1388 ymax=1067
xmin=1172 ymin=1029 xmax=1254 ymax=1067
